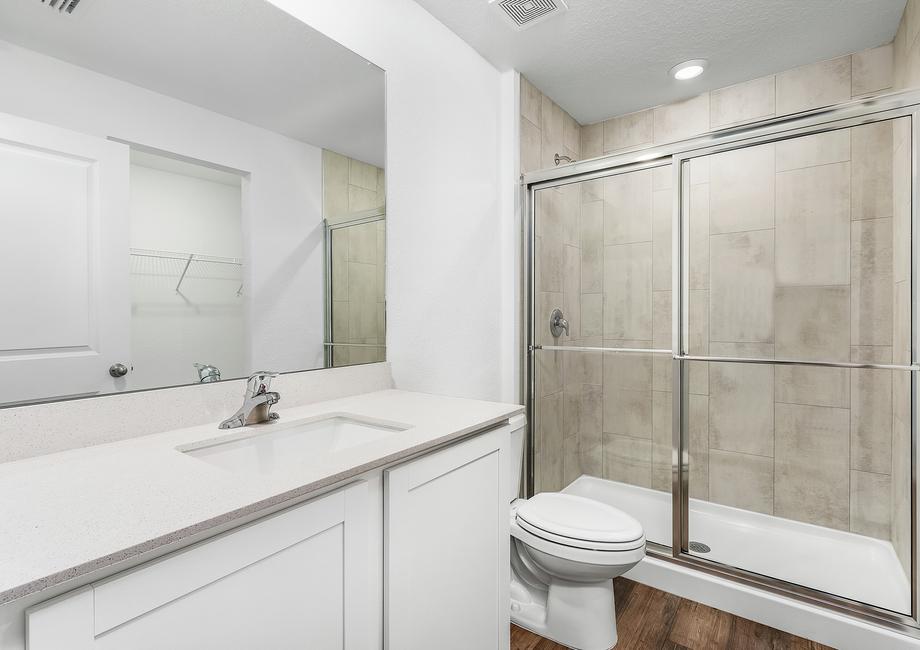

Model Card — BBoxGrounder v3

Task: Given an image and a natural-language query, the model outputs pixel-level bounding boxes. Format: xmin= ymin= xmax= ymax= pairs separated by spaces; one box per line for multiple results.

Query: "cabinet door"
xmin=27 ymin=482 xmax=371 ymax=650
xmin=385 ymin=425 xmax=510 ymax=650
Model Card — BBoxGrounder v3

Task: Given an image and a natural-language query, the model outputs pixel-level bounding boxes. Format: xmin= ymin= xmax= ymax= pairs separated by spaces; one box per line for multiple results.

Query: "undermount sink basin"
xmin=178 ymin=413 xmax=411 ymax=475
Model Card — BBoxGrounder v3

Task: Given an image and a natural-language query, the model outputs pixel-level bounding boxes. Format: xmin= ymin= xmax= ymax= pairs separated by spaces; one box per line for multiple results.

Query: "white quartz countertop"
xmin=0 ymin=389 xmax=523 ymax=605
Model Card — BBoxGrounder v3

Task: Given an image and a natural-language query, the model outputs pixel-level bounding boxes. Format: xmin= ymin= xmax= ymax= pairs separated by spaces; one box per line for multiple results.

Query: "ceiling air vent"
xmin=40 ymin=0 xmax=84 ymax=14
xmin=490 ymin=0 xmax=568 ymax=30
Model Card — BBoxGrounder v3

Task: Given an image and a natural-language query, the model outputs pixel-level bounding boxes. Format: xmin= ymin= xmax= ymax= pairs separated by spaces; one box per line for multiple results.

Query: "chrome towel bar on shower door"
xmin=533 ymin=345 xmax=919 ymax=372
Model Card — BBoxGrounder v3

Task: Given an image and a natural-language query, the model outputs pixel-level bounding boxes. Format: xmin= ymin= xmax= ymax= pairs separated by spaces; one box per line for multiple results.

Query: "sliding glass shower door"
xmin=677 ymin=117 xmax=913 ymax=615
xmin=532 ymin=162 xmax=675 ymax=548
xmin=530 ymin=107 xmax=916 ymax=624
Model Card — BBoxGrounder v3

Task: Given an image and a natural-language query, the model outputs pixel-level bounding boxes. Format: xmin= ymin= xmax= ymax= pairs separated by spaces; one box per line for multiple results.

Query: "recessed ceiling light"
xmin=670 ymin=59 xmax=707 ymax=81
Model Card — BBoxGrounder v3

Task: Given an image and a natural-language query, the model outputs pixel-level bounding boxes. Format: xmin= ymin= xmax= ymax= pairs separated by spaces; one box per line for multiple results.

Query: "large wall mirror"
xmin=0 ymin=0 xmax=385 ymax=406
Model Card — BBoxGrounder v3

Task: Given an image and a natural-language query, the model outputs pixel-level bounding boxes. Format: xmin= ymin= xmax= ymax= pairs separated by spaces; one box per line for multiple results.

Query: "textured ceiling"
xmin=0 ymin=0 xmax=386 ymax=167
xmin=415 ymin=0 xmax=907 ymax=124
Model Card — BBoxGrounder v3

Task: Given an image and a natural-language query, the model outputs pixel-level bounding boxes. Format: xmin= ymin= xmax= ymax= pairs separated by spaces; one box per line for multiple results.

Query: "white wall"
xmin=129 ymin=162 xmax=246 ymax=390
xmin=0 ymin=39 xmax=325 ymax=377
xmin=266 ymin=0 xmax=516 ymax=403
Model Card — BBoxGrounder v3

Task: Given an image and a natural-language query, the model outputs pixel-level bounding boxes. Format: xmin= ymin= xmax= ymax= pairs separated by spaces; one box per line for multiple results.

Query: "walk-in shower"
xmin=525 ymin=90 xmax=919 ymax=633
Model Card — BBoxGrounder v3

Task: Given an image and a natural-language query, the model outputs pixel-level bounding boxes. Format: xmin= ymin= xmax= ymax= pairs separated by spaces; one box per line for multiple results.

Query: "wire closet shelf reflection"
xmin=129 ymin=247 xmax=243 ymax=295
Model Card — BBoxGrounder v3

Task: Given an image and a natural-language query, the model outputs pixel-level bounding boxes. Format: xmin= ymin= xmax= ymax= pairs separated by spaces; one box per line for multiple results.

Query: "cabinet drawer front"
xmin=93 ymin=488 xmax=347 ymax=634
xmin=28 ymin=481 xmax=371 ymax=650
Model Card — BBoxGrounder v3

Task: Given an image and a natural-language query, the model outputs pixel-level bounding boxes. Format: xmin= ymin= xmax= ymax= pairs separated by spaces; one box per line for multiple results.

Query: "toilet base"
xmin=511 ymin=574 xmax=618 ymax=650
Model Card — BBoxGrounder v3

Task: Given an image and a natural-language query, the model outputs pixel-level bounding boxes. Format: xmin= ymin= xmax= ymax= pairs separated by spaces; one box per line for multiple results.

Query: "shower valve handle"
xmin=549 ymin=308 xmax=569 ymax=338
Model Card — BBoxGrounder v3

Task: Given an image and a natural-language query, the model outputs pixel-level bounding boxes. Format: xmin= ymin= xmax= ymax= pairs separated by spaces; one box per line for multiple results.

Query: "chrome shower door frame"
xmin=323 ymin=212 xmax=386 ymax=368
xmin=524 ymin=89 xmax=920 ymax=636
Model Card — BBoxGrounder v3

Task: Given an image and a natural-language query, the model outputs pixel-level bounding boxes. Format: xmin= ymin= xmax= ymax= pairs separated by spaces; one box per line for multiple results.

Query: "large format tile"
xmin=604 ymin=169 xmax=653 ymax=245
xmin=850 ymin=366 xmax=893 ymax=475
xmin=564 ymin=112 xmax=581 ymax=157
xmin=604 ymin=242 xmax=652 ymax=340
xmin=349 ymin=158 xmax=377 ymax=191
xmin=775 ymin=162 xmax=850 ymax=286
xmin=892 ymin=118 xmax=911 ymax=284
xmin=709 ymin=143 xmax=775 ymax=234
xmin=852 ymin=44 xmax=893 ymax=96
xmin=775 ymin=129 xmax=850 ymax=172
xmin=708 ymin=450 xmax=774 ymax=515
xmin=560 ymin=183 xmax=581 ymax=246
xmin=539 ymin=392 xmax=565 ymax=492
xmin=775 ymin=403 xmax=850 ymax=530
xmin=323 ymin=150 xmax=350 ymax=219
xmin=536 ymin=190 xmax=564 ymax=292
xmin=776 ymin=55 xmax=852 ymax=115
xmin=775 ymin=286 xmax=850 ymax=361
xmin=652 ymin=188 xmax=672 ymax=291
xmin=603 ymin=433 xmax=652 ymax=488
xmin=653 ymin=94 xmax=710 ymax=145
xmin=581 ymin=293 xmax=603 ymax=338
xmin=565 ymin=381 xmax=602 ymax=440
xmin=850 ymin=470 xmax=891 ymax=540
xmin=603 ymin=109 xmax=653 ymax=152
xmin=581 ymin=122 xmax=603 ymax=159
xmin=710 ymin=75 xmax=775 ymax=128
xmin=603 ymin=343 xmax=653 ymax=439
xmin=520 ymin=117 xmax=542 ymax=174
xmin=603 ymin=386 xmax=652 ymax=439
xmin=688 ymin=183 xmax=710 ymax=291
xmin=541 ymin=95 xmax=565 ymax=170
xmin=536 ymin=347 xmax=563 ymax=397
xmin=346 ymin=262 xmax=377 ymax=340
xmin=537 ymin=291 xmax=565 ymax=347
xmin=891 ymin=376 xmax=911 ymax=574
xmin=604 ymin=342 xmax=653 ymax=391
xmin=710 ymin=230 xmax=775 ymax=343
xmin=775 ymin=366 xmax=849 ymax=409
xmin=574 ymin=383 xmax=604 ymax=476
xmin=348 ymin=222 xmax=377 ymax=264
xmin=580 ymin=200 xmax=604 ymax=293
xmin=688 ymin=394 xmax=710 ymax=500
xmin=708 ymin=343 xmax=774 ymax=457
xmin=520 ymin=76 xmax=542 ymax=128
xmin=851 ymin=121 xmax=894 ymax=221
xmin=652 ymin=291 xmax=671 ymax=350
xmin=851 ymin=218 xmax=893 ymax=347
xmin=651 ymin=390 xmax=672 ymax=492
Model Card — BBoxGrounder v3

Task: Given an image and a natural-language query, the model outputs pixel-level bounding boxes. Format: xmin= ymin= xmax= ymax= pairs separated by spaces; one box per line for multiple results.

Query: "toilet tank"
xmin=509 ymin=415 xmax=526 ymax=501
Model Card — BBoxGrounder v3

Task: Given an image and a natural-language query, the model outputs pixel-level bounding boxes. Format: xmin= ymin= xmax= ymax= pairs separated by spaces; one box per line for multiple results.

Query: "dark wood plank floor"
xmin=510 ymin=578 xmax=834 ymax=650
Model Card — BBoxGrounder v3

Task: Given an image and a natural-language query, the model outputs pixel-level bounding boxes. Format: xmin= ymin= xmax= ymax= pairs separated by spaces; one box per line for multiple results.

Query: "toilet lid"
xmin=516 ymin=493 xmax=643 ymax=544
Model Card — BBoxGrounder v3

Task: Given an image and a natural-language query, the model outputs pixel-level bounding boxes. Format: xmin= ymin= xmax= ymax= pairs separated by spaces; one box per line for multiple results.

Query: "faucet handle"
xmin=246 ymin=370 xmax=279 ymax=396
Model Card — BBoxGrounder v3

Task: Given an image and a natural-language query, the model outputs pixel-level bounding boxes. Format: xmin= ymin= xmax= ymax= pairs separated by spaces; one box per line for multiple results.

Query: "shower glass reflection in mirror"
xmin=0 ymin=0 xmax=385 ymax=406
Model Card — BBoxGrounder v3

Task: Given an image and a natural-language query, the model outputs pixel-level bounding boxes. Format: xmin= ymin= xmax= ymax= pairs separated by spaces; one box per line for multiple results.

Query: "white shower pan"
xmin=563 ymin=475 xmax=910 ymax=615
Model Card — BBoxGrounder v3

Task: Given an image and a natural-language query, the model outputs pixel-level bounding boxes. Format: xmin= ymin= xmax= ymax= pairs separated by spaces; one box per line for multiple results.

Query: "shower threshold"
xmin=563 ymin=475 xmax=910 ymax=615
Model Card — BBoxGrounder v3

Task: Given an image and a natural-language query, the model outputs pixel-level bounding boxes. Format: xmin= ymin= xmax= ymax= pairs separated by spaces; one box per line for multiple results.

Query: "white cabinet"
xmin=22 ymin=422 xmax=513 ymax=650
xmin=385 ymin=425 xmax=510 ymax=650
xmin=27 ymin=482 xmax=372 ymax=650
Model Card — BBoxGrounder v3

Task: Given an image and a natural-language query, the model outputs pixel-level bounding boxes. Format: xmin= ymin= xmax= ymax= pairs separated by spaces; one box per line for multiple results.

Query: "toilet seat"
xmin=515 ymin=493 xmax=644 ymax=551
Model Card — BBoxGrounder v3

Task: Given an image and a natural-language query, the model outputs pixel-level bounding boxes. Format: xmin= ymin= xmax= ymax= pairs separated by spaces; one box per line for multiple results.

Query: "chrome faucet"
xmin=218 ymin=371 xmax=281 ymax=429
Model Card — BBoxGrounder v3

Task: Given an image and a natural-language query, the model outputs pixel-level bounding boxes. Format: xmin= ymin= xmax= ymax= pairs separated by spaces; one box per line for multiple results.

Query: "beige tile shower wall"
xmin=689 ymin=122 xmax=907 ymax=544
xmin=579 ymin=45 xmax=893 ymax=161
xmin=530 ymin=59 xmax=911 ymax=551
xmin=894 ymin=0 xmax=920 ymax=89
xmin=323 ymin=150 xmax=386 ymax=367
xmin=520 ymin=76 xmax=582 ymax=174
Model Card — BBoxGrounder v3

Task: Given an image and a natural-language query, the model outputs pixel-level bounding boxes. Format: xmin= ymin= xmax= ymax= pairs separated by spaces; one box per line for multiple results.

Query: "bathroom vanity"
xmin=0 ymin=389 xmax=524 ymax=650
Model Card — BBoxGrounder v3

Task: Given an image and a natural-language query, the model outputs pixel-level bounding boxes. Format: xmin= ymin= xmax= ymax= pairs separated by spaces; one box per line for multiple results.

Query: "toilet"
xmin=509 ymin=424 xmax=646 ymax=650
